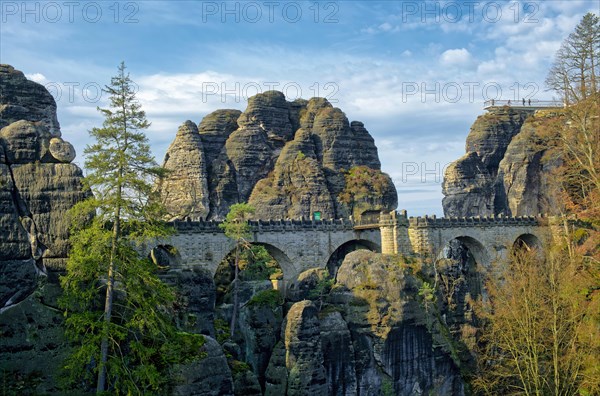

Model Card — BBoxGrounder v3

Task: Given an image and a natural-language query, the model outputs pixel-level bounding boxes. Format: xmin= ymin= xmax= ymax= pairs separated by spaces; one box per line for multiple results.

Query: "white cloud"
xmin=25 ymin=73 xmax=47 ymax=83
xmin=440 ymin=48 xmax=473 ymax=66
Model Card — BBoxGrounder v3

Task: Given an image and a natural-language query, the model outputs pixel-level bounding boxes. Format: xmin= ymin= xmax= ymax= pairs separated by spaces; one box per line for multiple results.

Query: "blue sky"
xmin=2 ymin=0 xmax=598 ymax=216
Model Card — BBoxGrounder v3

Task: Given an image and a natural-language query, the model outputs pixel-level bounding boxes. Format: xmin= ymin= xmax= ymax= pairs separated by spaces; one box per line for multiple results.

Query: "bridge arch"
xmin=326 ymin=239 xmax=381 ymax=278
xmin=215 ymin=242 xmax=299 ymax=283
xmin=149 ymin=244 xmax=182 ymax=269
xmin=514 ymin=233 xmax=543 ymax=251
xmin=437 ymin=235 xmax=490 ymax=268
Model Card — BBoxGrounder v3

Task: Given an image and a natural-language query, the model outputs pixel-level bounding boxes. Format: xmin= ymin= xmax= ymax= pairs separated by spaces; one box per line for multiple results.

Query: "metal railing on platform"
xmin=483 ymin=99 xmax=564 ymax=109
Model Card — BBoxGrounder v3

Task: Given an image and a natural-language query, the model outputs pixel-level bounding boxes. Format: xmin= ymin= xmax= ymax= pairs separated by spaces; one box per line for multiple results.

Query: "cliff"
xmin=158 ymin=91 xmax=397 ymax=221
xmin=0 ymin=65 xmax=89 ymax=393
xmin=183 ymin=249 xmax=470 ymax=396
xmin=442 ymin=106 xmax=561 ymax=217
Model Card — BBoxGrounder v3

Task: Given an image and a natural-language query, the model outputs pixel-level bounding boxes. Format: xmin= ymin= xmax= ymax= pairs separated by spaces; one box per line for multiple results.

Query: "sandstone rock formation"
xmin=171 ymin=336 xmax=235 ymax=396
xmin=238 ymin=294 xmax=284 ymax=389
xmin=0 ymin=65 xmax=88 ymax=304
xmin=238 ymin=250 xmax=469 ymax=396
xmin=333 ymin=250 xmax=465 ymax=395
xmin=283 ymin=300 xmax=328 ymax=396
xmin=159 ymin=121 xmax=210 ymax=221
xmin=159 ymin=91 xmax=397 ymax=220
xmin=0 ymin=65 xmax=88 ymax=392
xmin=443 ymin=106 xmax=559 ymax=217
xmin=0 ymin=64 xmax=60 ymax=134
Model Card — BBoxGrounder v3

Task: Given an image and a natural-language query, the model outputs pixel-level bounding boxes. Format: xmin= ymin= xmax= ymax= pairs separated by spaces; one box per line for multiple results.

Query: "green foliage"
xmin=247 ymin=289 xmax=283 ymax=310
xmin=214 ymin=318 xmax=231 ymax=344
xmin=219 ymin=203 xmax=255 ymax=241
xmin=230 ymin=360 xmax=251 ymax=375
xmin=307 ymin=275 xmax=334 ymax=301
xmin=318 ymin=304 xmax=341 ymax=319
xmin=239 ymin=245 xmax=283 ymax=281
xmin=220 ymin=203 xmax=256 ymax=337
xmin=418 ymin=282 xmax=436 ymax=308
xmin=59 ymin=63 xmax=203 ymax=395
xmin=381 ymin=377 xmax=395 ymax=396
xmin=338 ymin=166 xmax=390 ymax=218
xmin=1 ymin=369 xmax=44 ymax=395
xmin=60 ymin=213 xmax=205 ymax=393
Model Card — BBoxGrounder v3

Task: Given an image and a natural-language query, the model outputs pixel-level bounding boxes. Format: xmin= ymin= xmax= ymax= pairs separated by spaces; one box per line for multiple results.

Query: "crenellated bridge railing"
xmin=169 ymin=212 xmax=546 ymax=234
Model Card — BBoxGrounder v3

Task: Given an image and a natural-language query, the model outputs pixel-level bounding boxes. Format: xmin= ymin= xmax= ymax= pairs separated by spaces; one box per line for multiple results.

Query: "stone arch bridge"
xmin=147 ymin=211 xmax=549 ymax=282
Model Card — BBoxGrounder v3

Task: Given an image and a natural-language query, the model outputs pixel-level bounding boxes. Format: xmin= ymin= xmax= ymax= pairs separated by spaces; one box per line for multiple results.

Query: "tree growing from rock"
xmin=546 ymin=12 xmax=600 ymax=104
xmin=219 ymin=202 xmax=256 ymax=337
xmin=59 ymin=62 xmax=204 ymax=394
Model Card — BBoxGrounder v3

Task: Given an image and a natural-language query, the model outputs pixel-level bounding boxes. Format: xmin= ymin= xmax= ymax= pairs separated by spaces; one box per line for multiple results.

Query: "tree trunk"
xmin=97 ymin=161 xmax=123 ymax=393
xmin=230 ymin=241 xmax=240 ymax=337
xmin=97 ymin=212 xmax=120 ymax=393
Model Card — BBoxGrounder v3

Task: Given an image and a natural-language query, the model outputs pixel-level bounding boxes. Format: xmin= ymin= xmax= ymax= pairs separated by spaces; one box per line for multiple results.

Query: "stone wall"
xmin=147 ymin=213 xmax=549 ymax=282
xmin=148 ymin=219 xmax=382 ymax=282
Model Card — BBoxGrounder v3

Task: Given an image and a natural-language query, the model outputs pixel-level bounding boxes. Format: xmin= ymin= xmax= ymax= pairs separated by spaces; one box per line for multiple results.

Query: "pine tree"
xmin=59 ymin=62 xmax=204 ymax=394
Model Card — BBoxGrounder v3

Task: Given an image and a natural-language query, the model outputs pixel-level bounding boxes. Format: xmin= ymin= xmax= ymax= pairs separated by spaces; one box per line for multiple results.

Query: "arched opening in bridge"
xmin=436 ymin=236 xmax=488 ymax=307
xmin=513 ymin=233 xmax=542 ymax=251
xmin=148 ymin=245 xmax=181 ymax=269
xmin=213 ymin=243 xmax=287 ymax=305
xmin=326 ymin=239 xmax=381 ymax=278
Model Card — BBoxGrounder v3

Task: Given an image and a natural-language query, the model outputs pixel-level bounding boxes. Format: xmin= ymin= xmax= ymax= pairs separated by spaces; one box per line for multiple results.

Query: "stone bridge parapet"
xmin=171 ymin=218 xmax=359 ymax=234
xmin=407 ymin=214 xmax=545 ymax=228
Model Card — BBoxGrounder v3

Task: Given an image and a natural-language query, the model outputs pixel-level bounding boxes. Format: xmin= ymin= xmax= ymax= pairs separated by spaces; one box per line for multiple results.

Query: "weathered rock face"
xmin=284 ymin=300 xmax=328 ymax=396
xmin=0 ymin=64 xmax=88 ymax=298
xmin=0 ymin=65 xmax=88 ymax=391
xmin=443 ymin=107 xmax=559 ymax=217
xmin=496 ymin=115 xmax=562 ymax=216
xmin=238 ymin=297 xmax=284 ymax=389
xmin=332 ymin=250 xmax=466 ymax=395
xmin=0 ymin=64 xmax=60 ymax=135
xmin=167 ymin=268 xmax=217 ymax=337
xmin=171 ymin=336 xmax=235 ymax=396
xmin=0 ymin=275 xmax=69 ymax=395
xmin=11 ymin=162 xmax=88 ymax=268
xmin=160 ymin=91 xmax=397 ymax=220
xmin=159 ymin=121 xmax=210 ymax=221
xmin=319 ymin=311 xmax=358 ymax=396
xmin=287 ymin=268 xmax=330 ymax=303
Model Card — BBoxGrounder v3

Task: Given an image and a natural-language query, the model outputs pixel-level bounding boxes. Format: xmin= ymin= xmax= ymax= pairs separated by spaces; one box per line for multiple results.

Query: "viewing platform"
xmin=483 ymin=99 xmax=564 ymax=110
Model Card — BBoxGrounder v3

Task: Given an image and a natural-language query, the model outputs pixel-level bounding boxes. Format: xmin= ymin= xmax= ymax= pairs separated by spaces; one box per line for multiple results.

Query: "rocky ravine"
xmin=183 ymin=249 xmax=472 ymax=396
xmin=442 ymin=106 xmax=561 ymax=217
xmin=158 ymin=91 xmax=398 ymax=221
xmin=0 ymin=65 xmax=89 ymax=393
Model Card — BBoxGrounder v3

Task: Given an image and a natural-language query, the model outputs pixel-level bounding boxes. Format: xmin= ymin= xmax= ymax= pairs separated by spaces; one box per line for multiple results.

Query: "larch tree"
xmin=59 ymin=62 xmax=204 ymax=394
xmin=546 ymin=13 xmax=600 ymax=104
xmin=473 ymin=244 xmax=599 ymax=396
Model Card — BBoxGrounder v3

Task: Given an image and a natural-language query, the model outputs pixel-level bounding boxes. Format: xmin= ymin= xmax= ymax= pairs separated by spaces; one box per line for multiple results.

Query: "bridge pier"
xmin=379 ymin=210 xmax=413 ymax=255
